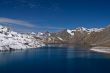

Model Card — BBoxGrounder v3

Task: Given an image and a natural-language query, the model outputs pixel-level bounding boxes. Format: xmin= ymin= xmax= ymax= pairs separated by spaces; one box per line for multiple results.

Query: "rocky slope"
xmin=84 ymin=25 xmax=110 ymax=47
xmin=0 ymin=25 xmax=44 ymax=51
xmin=36 ymin=26 xmax=109 ymax=48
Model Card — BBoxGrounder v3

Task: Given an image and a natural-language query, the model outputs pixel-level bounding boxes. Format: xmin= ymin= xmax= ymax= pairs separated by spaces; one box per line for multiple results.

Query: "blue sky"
xmin=0 ymin=0 xmax=110 ymax=32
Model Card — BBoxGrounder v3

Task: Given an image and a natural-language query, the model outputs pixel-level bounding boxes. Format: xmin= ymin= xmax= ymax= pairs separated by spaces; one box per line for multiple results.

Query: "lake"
xmin=0 ymin=46 xmax=110 ymax=73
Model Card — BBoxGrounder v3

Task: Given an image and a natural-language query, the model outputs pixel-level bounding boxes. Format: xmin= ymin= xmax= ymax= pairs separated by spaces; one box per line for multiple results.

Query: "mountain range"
xmin=36 ymin=25 xmax=110 ymax=48
xmin=0 ymin=25 xmax=110 ymax=51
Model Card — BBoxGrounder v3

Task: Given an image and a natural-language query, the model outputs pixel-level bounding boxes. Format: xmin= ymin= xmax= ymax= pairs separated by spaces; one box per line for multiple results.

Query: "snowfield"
xmin=0 ymin=25 xmax=45 ymax=51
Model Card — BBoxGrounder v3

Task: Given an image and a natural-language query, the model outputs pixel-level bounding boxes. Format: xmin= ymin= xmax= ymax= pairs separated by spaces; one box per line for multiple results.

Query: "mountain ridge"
xmin=36 ymin=25 xmax=109 ymax=48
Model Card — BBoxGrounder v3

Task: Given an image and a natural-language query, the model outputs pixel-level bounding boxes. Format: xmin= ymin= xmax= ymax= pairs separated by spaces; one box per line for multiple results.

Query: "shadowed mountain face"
xmin=37 ymin=25 xmax=110 ymax=48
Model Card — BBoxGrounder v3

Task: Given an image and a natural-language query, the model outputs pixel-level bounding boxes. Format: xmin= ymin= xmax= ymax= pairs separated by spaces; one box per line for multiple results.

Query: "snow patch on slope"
xmin=57 ymin=37 xmax=63 ymax=41
xmin=87 ymin=28 xmax=104 ymax=32
xmin=67 ymin=29 xmax=74 ymax=36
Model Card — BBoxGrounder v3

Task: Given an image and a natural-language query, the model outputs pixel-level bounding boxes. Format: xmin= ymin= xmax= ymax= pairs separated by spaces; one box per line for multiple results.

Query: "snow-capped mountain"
xmin=38 ymin=26 xmax=109 ymax=48
xmin=0 ymin=24 xmax=109 ymax=51
xmin=0 ymin=25 xmax=44 ymax=51
xmin=67 ymin=27 xmax=104 ymax=36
